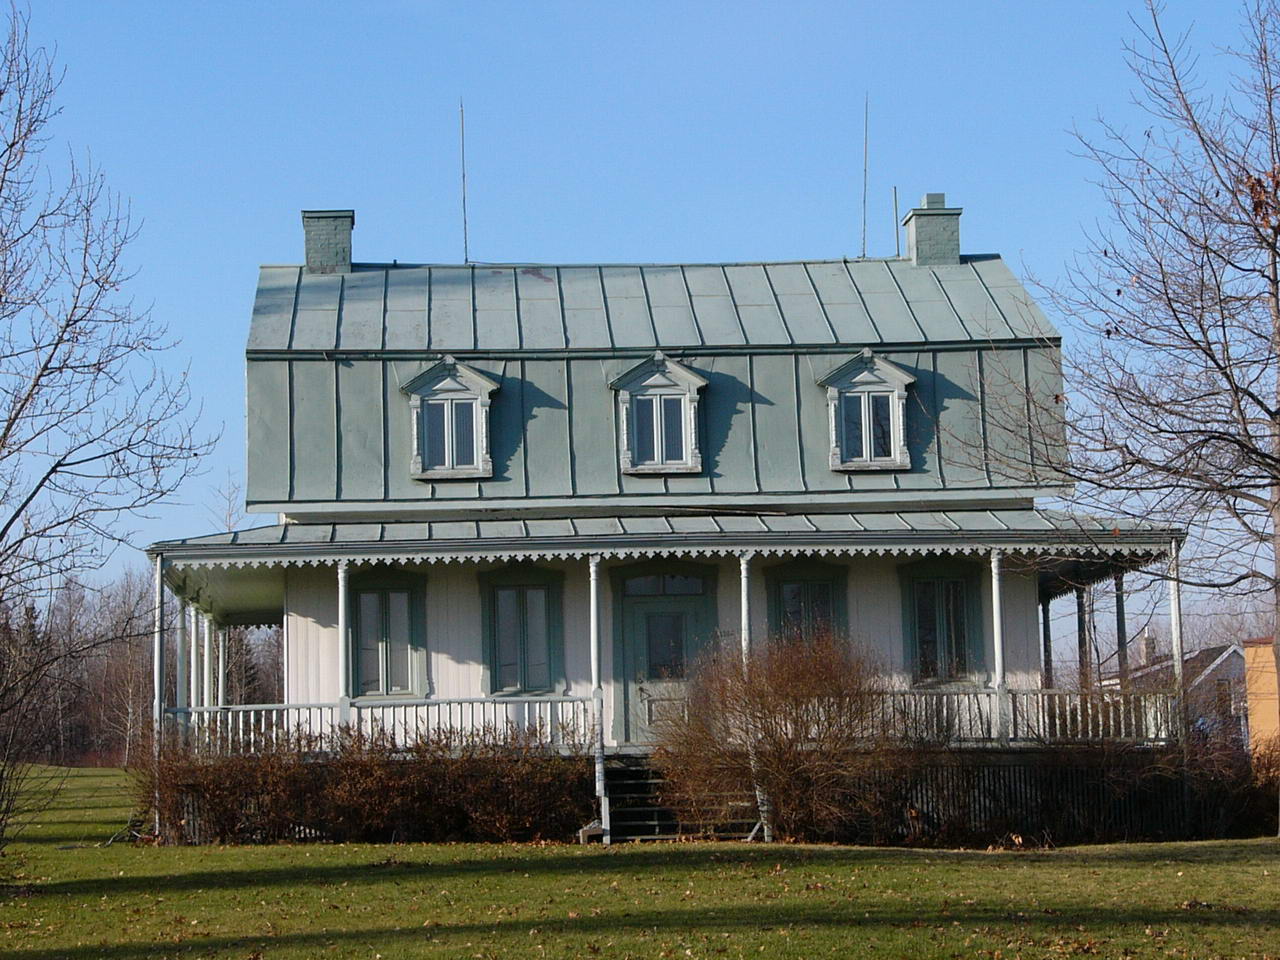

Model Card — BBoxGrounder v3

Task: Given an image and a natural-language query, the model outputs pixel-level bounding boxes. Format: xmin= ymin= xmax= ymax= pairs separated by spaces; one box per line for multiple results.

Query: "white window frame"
xmin=418 ymin=396 xmax=480 ymax=473
xmin=401 ymin=355 xmax=498 ymax=480
xmin=611 ymin=351 xmax=705 ymax=476
xmin=820 ymin=349 xmax=914 ymax=472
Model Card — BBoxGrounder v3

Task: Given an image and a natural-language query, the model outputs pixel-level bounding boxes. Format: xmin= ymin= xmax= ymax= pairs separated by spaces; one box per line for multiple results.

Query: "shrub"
xmin=136 ymin=724 xmax=594 ymax=845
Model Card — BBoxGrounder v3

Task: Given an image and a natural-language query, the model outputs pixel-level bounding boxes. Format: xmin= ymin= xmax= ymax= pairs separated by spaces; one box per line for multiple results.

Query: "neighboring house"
xmin=147 ymin=195 xmax=1186 ymax=834
xmin=1244 ymin=638 xmax=1279 ymax=748
xmin=1102 ymin=641 xmax=1247 ymax=742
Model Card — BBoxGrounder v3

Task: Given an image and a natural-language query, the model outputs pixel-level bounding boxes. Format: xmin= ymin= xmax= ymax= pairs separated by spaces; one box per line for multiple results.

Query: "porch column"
xmin=152 ymin=554 xmax=166 ymax=738
xmin=188 ymin=606 xmax=200 ymax=710
xmin=1075 ymin=587 xmax=1091 ymax=688
xmin=990 ymin=549 xmax=1008 ymax=740
xmin=588 ymin=554 xmax=609 ymax=844
xmin=1169 ymin=539 xmax=1186 ymax=703
xmin=175 ymin=597 xmax=189 ymax=738
xmin=1114 ymin=572 xmax=1130 ymax=687
xmin=202 ymin=614 xmax=214 ymax=709
xmin=217 ymin=626 xmax=227 ymax=707
xmin=739 ymin=551 xmax=753 ymax=665
xmin=336 ymin=561 xmax=351 ymax=720
xmin=1040 ymin=597 xmax=1053 ymax=688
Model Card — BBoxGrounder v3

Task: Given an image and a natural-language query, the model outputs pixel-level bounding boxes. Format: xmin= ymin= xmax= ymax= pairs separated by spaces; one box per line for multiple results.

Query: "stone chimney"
xmin=301 ymin=209 xmax=355 ymax=274
xmin=901 ymin=193 xmax=961 ymax=266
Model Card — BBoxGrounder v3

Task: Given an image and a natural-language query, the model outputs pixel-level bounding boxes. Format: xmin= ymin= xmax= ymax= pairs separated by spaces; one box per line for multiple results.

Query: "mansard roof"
xmin=247 ymin=255 xmax=1057 ymax=355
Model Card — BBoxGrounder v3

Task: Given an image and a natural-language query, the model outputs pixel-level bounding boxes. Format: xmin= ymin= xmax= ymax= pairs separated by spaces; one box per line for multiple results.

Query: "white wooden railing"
xmin=164 ymin=689 xmax=1177 ymax=754
xmin=164 ymin=695 xmax=594 ymax=753
xmin=351 ymin=696 xmax=593 ymax=747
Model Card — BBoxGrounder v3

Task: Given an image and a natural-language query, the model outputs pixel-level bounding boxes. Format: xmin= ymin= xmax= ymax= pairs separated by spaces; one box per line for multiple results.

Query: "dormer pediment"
xmin=401 ymin=355 xmax=499 ymax=398
xmin=817 ymin=348 xmax=916 ymax=395
xmin=609 ymin=351 xmax=707 ymax=396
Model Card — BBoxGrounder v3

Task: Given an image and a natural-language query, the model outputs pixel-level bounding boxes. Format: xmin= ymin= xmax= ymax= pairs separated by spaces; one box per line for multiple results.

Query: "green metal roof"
xmin=153 ymin=509 xmax=1179 ymax=566
xmin=248 ymin=255 xmax=1058 ymax=354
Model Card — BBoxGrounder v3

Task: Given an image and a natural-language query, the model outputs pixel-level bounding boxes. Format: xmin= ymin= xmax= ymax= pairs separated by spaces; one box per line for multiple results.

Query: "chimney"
xmin=301 ymin=209 xmax=355 ymax=274
xmin=901 ymin=192 xmax=961 ymax=266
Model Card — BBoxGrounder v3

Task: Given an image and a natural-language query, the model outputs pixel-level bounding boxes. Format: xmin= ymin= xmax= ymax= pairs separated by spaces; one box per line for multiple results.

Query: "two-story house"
xmin=147 ymin=195 xmax=1186 ymax=832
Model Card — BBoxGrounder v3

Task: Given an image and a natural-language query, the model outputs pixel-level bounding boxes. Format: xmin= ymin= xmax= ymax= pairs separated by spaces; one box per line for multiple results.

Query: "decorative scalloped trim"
xmin=168 ymin=540 xmax=1162 ymax=570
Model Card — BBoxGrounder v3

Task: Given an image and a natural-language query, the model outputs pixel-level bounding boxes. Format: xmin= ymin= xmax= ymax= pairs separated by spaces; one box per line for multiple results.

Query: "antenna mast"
xmin=460 ymin=98 xmax=470 ymax=263
xmin=893 ymin=185 xmax=900 ymax=257
xmin=860 ymin=93 xmax=868 ymax=258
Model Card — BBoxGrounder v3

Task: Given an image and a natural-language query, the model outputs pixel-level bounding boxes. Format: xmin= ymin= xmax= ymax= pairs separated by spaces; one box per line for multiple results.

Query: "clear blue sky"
xmin=37 ymin=0 xmax=1236 ymax=565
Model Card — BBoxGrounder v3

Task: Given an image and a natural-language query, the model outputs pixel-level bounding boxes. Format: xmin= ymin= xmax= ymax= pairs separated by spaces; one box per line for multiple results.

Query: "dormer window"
xmin=401 ymin=356 xmax=499 ymax=480
xmin=818 ymin=348 xmax=914 ymax=471
xmin=610 ymin=352 xmax=706 ymax=475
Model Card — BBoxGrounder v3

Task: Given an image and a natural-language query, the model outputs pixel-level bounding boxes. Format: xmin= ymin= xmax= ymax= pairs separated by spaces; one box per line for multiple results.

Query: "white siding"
xmin=281 ymin=553 xmax=1047 ymax=735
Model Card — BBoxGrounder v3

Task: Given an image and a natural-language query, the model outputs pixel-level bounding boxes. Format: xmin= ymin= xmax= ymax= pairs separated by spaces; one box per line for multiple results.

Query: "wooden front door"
xmin=617 ymin=565 xmax=716 ymax=744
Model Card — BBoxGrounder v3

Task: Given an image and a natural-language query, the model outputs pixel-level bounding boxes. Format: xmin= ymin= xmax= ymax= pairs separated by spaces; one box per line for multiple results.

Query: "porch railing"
xmin=163 ymin=695 xmax=594 ymax=753
xmin=162 ymin=689 xmax=1177 ymax=754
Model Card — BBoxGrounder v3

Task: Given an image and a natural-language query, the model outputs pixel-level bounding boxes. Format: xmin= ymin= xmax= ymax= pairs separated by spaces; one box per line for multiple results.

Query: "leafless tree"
xmin=0 ymin=7 xmax=211 ymax=846
xmin=970 ymin=2 xmax=1280 ymax=690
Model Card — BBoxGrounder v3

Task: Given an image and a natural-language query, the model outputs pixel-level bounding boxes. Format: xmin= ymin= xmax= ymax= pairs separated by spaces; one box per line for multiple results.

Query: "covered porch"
xmin=148 ymin=508 xmax=1186 ymax=756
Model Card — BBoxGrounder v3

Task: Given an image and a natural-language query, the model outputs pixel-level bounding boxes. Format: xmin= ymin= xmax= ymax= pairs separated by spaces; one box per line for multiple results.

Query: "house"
xmin=147 ymin=195 xmax=1186 ymax=837
xmin=1244 ymin=638 xmax=1279 ymax=748
xmin=1102 ymin=637 xmax=1247 ymax=742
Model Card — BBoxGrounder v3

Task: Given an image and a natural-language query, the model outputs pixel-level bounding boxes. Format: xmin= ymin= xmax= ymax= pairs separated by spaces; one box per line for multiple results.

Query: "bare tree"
xmin=969 ymin=2 xmax=1280 ymax=691
xmin=0 ymin=8 xmax=211 ymax=846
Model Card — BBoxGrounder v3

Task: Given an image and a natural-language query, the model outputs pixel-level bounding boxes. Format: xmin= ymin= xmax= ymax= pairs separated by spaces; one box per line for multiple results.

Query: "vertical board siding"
xmin=246 ymin=361 xmax=291 ymax=502
xmin=290 ymin=362 xmax=338 ymax=501
xmin=284 ymin=567 xmax=339 ymax=703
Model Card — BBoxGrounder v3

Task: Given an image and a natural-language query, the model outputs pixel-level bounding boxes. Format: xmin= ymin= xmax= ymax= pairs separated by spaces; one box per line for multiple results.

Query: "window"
xmin=355 ymin=588 xmax=413 ymax=695
xmin=401 ymin=355 xmax=498 ymax=479
xmin=482 ymin=566 xmax=563 ymax=694
xmin=819 ymin=348 xmax=914 ymax=471
xmin=913 ymin=579 xmax=970 ymax=681
xmin=610 ymin=351 xmax=706 ymax=474
xmin=764 ymin=559 xmax=848 ymax=639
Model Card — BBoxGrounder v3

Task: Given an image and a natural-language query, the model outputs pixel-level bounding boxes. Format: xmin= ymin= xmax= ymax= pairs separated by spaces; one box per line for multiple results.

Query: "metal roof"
xmin=153 ymin=509 xmax=1179 ymax=567
xmin=248 ymin=256 xmax=1058 ymax=354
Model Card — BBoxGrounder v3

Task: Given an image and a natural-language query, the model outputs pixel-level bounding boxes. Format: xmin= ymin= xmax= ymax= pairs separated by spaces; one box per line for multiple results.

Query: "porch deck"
xmin=162 ymin=687 xmax=1179 ymax=754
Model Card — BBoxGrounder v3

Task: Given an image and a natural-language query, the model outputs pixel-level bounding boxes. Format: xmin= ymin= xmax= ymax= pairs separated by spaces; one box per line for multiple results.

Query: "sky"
xmin=36 ymin=0 xmax=1240 ymax=578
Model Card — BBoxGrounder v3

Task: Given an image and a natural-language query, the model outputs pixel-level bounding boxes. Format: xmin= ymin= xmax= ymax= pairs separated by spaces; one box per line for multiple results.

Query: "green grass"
xmin=1 ymin=768 xmax=1279 ymax=958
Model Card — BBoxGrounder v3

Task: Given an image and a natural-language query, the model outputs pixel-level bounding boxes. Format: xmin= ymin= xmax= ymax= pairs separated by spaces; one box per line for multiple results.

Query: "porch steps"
xmin=605 ymin=756 xmax=758 ymax=842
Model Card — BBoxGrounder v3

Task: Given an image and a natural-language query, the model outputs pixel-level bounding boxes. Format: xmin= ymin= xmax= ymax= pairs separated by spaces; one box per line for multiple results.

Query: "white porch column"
xmin=152 ymin=555 xmax=166 ymax=738
xmin=336 ymin=561 xmax=351 ymax=721
xmin=217 ymin=626 xmax=227 ymax=707
xmin=739 ymin=551 xmax=753 ymax=665
xmin=1169 ymin=538 xmax=1186 ymax=713
xmin=990 ymin=549 xmax=1008 ymax=740
xmin=175 ymin=598 xmax=189 ymax=712
xmin=588 ymin=554 xmax=609 ymax=843
xmin=188 ymin=606 xmax=200 ymax=710
xmin=202 ymin=615 xmax=214 ymax=709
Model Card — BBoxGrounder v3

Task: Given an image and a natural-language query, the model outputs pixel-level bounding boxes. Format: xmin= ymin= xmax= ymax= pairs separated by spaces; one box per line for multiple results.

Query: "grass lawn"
xmin=1 ymin=768 xmax=1278 ymax=958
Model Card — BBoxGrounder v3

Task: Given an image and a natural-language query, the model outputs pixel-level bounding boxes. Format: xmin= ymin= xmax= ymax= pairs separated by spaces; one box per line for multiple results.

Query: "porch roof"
xmin=151 ymin=507 xmax=1179 ymax=568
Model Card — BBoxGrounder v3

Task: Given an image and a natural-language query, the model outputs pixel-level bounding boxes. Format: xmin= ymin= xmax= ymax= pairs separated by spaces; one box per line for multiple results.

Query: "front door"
xmin=617 ymin=566 xmax=717 ymax=744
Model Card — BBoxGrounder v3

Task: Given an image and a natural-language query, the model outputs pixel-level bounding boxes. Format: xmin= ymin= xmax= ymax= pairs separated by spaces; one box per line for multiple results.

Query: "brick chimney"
xmin=301 ymin=209 xmax=355 ymax=274
xmin=901 ymin=193 xmax=961 ymax=266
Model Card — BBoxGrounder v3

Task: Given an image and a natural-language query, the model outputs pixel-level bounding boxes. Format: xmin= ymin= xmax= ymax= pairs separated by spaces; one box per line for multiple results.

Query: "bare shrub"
xmin=139 ymin=724 xmax=593 ymax=845
xmin=653 ymin=631 xmax=938 ymax=842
